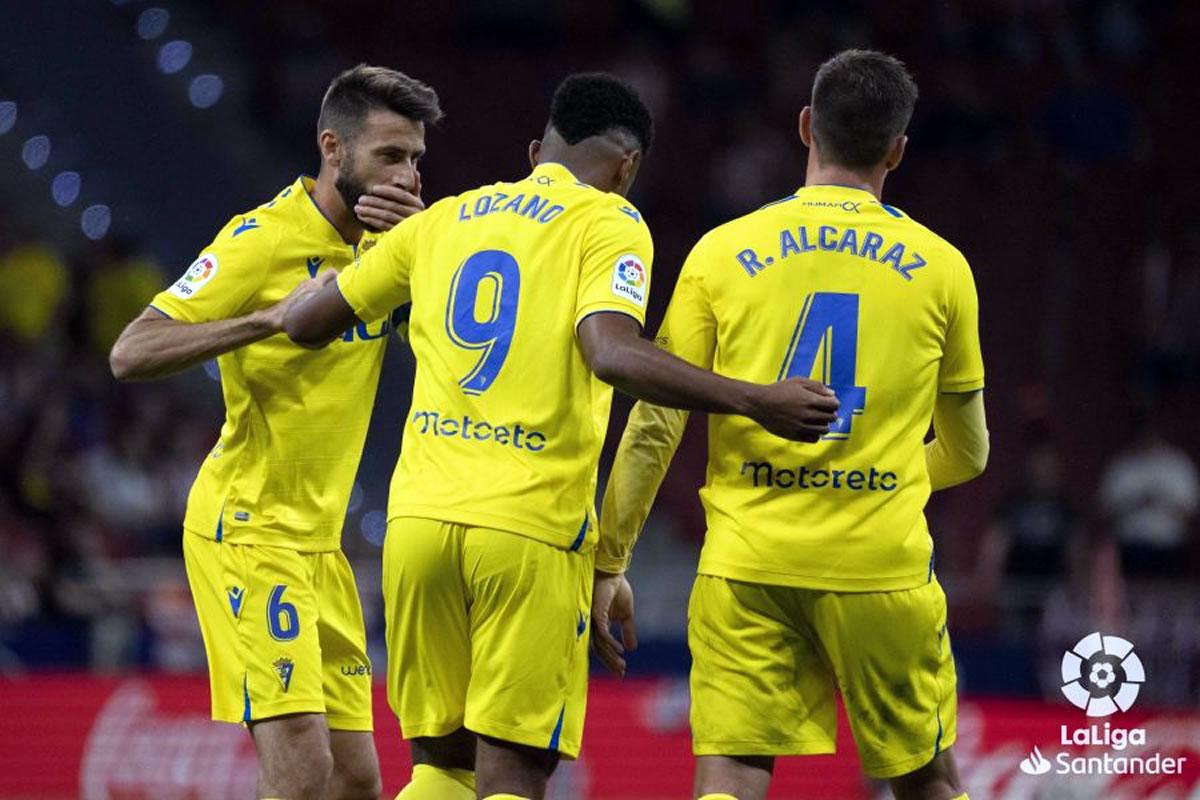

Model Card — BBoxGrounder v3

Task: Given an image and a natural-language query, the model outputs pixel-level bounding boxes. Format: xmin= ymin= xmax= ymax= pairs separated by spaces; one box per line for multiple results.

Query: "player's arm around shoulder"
xmin=283 ymin=199 xmax=433 ymax=348
xmin=576 ymin=216 xmax=840 ymax=441
xmin=109 ymin=218 xmax=330 ymax=381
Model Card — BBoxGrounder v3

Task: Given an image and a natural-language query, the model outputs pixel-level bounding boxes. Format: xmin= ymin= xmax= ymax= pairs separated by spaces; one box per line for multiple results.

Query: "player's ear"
xmin=319 ymin=128 xmax=343 ymax=169
xmin=528 ymin=139 xmax=542 ymax=170
xmin=799 ymin=106 xmax=814 ymax=149
xmin=885 ymin=134 xmax=907 ymax=172
xmin=613 ymin=150 xmax=640 ymax=197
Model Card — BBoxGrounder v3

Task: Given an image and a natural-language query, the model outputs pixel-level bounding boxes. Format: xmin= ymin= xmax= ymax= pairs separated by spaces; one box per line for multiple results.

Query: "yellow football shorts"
xmin=382 ymin=517 xmax=593 ymax=758
xmin=183 ymin=532 xmax=373 ymax=730
xmin=688 ymin=574 xmax=957 ymax=779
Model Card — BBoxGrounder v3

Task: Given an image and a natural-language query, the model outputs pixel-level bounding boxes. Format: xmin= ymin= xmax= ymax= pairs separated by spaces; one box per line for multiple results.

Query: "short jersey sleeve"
xmin=575 ymin=202 xmax=654 ymax=328
xmin=338 ymin=210 xmax=420 ymax=324
xmin=150 ymin=216 xmax=277 ymax=323
xmin=655 ymin=239 xmax=717 ymax=370
xmin=939 ymin=253 xmax=985 ymax=392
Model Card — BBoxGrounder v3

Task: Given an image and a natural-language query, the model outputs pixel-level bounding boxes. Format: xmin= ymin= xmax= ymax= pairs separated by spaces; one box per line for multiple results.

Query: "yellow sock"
xmin=951 ymin=795 xmax=970 ymax=800
xmin=699 ymin=795 xmax=740 ymax=800
xmin=481 ymin=795 xmax=532 ymax=800
xmin=395 ymin=764 xmax=475 ymax=799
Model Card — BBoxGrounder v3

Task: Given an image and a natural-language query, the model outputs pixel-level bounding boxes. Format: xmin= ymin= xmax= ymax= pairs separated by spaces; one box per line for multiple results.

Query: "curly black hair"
xmin=548 ymin=72 xmax=654 ymax=153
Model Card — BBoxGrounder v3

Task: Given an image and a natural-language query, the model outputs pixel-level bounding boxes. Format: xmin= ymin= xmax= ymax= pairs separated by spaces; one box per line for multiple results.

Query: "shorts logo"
xmin=1060 ymin=632 xmax=1145 ymax=716
xmin=273 ymin=657 xmax=294 ymax=693
xmin=168 ymin=253 xmax=218 ymax=299
xmin=611 ymin=253 xmax=646 ymax=307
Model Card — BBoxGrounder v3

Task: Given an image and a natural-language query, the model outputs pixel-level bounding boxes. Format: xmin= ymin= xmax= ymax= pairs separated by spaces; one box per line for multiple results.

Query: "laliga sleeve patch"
xmin=611 ymin=253 xmax=647 ymax=307
xmin=168 ymin=253 xmax=218 ymax=299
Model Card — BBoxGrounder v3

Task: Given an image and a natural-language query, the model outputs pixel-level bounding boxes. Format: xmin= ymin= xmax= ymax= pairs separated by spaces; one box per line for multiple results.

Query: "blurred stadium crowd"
xmin=1 ymin=0 xmax=1199 ymax=711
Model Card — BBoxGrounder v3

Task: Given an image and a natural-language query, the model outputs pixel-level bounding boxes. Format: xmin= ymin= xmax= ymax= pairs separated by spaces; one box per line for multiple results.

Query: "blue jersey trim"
xmin=758 ymin=194 xmax=798 ymax=210
xmin=933 ymin=706 xmax=944 ymax=756
xmin=575 ymin=309 xmax=643 ymax=334
xmin=147 ymin=304 xmax=173 ymax=319
xmin=927 ymin=551 xmax=935 ymax=583
xmin=548 ymin=704 xmax=565 ymax=751
xmin=568 ymin=517 xmax=588 ymax=552
xmin=880 ymin=203 xmax=904 ymax=218
xmin=215 ymin=510 xmax=223 ymax=543
xmin=242 ymin=674 xmax=252 ymax=723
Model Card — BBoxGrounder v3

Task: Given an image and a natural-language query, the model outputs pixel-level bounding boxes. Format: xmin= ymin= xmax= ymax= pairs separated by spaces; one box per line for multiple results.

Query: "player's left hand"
xmin=354 ymin=174 xmax=424 ymax=231
xmin=592 ymin=570 xmax=638 ymax=678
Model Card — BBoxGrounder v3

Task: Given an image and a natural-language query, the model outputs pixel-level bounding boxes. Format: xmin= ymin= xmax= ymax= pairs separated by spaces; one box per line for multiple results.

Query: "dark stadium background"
xmin=2 ymin=2 xmax=1199 ymax=798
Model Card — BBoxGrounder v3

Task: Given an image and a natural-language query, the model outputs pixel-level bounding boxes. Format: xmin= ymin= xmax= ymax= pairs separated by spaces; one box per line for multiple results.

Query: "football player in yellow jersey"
xmin=109 ymin=65 xmax=441 ymax=800
xmin=284 ymin=73 xmax=841 ymax=800
xmin=595 ymin=51 xmax=989 ymax=800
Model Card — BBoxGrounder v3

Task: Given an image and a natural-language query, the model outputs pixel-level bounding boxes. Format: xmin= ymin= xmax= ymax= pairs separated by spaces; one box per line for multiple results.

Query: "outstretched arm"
xmin=577 ymin=312 xmax=838 ymax=442
xmin=110 ymin=271 xmax=335 ymax=381
xmin=283 ymin=279 xmax=360 ymax=349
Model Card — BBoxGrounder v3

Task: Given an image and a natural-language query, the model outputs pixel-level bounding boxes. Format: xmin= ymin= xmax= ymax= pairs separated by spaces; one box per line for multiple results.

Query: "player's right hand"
xmin=592 ymin=570 xmax=638 ymax=678
xmin=263 ymin=270 xmax=338 ymax=332
xmin=749 ymin=377 xmax=840 ymax=442
xmin=354 ymin=173 xmax=425 ymax=232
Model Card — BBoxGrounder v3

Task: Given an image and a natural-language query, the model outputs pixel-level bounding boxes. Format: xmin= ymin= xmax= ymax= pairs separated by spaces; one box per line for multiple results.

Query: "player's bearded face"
xmin=334 ymin=146 xmax=377 ymax=231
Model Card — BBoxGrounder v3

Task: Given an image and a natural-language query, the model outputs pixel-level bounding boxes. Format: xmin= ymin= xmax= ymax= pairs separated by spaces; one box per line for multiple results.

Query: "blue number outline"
xmin=777 ymin=292 xmax=867 ymax=439
xmin=445 ymin=250 xmax=521 ymax=395
xmin=267 ymin=584 xmax=300 ymax=642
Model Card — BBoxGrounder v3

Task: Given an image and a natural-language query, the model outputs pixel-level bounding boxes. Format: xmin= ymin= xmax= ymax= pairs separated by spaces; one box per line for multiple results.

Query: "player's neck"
xmin=804 ymin=160 xmax=885 ymax=200
xmin=310 ymin=173 xmax=365 ymax=245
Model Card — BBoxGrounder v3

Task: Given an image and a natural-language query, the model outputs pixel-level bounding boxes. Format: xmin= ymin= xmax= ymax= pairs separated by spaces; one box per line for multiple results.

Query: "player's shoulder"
xmin=210 ymin=180 xmax=301 ymax=245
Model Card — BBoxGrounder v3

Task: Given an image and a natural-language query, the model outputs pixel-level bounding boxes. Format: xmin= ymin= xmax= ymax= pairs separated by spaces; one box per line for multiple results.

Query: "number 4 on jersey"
xmin=777 ymin=292 xmax=867 ymax=439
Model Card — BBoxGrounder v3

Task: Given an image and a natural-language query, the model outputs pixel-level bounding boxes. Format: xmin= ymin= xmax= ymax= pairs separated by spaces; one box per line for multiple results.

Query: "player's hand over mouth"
xmin=355 ymin=170 xmax=425 ymax=231
xmin=749 ymin=377 xmax=840 ymax=442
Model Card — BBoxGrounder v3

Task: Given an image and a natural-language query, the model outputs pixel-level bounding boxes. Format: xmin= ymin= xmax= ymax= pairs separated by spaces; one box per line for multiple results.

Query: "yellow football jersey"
xmin=151 ymin=177 xmax=392 ymax=552
xmin=653 ymin=184 xmax=983 ymax=591
xmin=338 ymin=161 xmax=653 ymax=551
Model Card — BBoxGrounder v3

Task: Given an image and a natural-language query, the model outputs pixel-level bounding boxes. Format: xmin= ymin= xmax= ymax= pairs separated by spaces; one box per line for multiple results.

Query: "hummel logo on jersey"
xmin=274 ymin=657 xmax=294 ymax=692
xmin=232 ymin=217 xmax=260 ymax=237
xmin=306 ymin=256 xmax=325 ymax=278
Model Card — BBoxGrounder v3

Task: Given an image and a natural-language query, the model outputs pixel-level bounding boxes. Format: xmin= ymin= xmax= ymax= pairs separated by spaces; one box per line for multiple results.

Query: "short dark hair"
xmin=811 ymin=50 xmax=918 ymax=169
xmin=318 ymin=64 xmax=442 ymax=140
xmin=548 ymin=72 xmax=654 ymax=153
